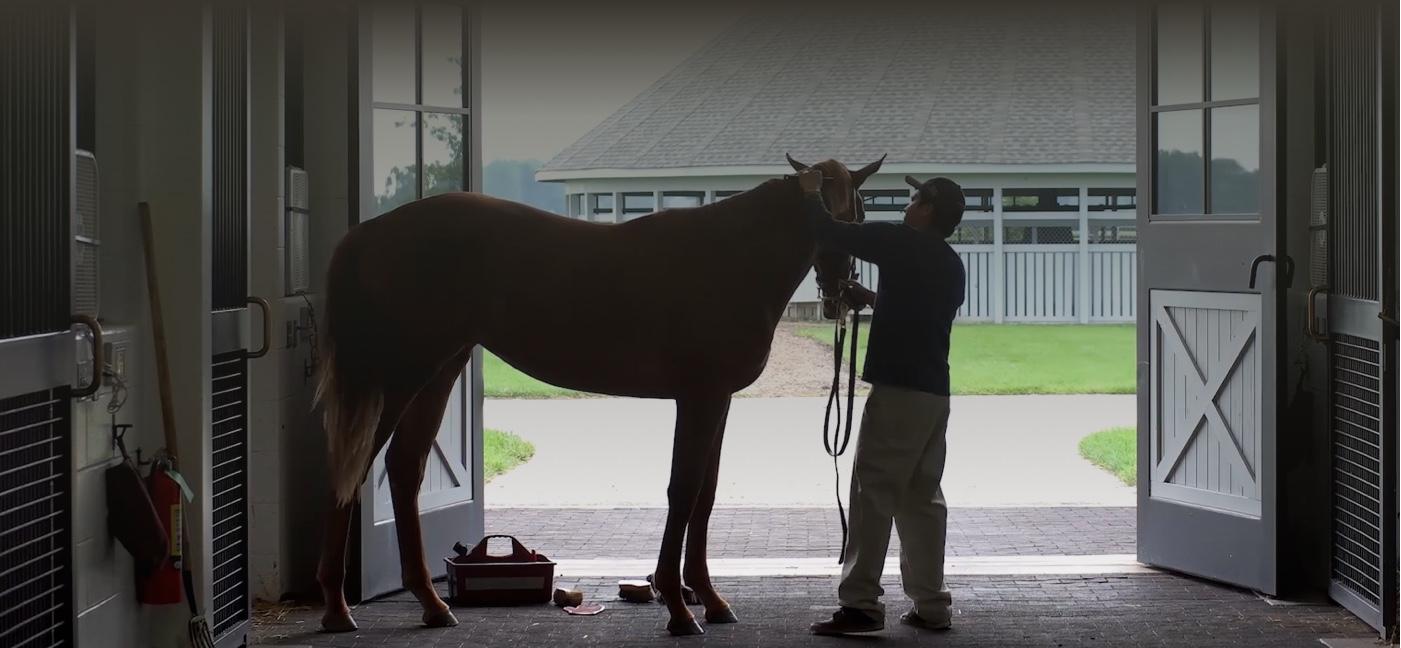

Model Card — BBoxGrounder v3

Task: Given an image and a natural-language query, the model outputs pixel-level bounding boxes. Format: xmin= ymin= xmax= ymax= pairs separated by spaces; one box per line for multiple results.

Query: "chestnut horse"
xmin=315 ymin=155 xmax=884 ymax=636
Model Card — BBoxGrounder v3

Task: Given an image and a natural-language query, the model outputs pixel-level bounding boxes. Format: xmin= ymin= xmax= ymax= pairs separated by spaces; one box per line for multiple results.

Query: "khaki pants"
xmin=837 ymin=383 xmax=952 ymax=623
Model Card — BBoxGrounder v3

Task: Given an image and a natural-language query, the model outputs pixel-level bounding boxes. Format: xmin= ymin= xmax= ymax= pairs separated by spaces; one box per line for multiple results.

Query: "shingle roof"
xmin=540 ymin=2 xmax=1135 ymax=175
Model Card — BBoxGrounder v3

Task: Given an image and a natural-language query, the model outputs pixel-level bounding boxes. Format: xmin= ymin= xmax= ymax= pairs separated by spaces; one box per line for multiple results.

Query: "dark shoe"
xmin=899 ymin=610 xmax=951 ymax=631
xmin=810 ymin=607 xmax=883 ymax=635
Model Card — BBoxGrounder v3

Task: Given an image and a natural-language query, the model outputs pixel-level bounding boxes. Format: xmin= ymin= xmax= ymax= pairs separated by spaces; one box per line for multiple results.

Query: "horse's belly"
xmin=488 ymin=342 xmax=677 ymax=398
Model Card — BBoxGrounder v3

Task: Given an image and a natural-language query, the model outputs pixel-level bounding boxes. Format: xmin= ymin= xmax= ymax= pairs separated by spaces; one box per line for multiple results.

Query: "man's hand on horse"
xmin=840 ymin=279 xmax=876 ymax=309
xmin=798 ymin=168 xmax=824 ymax=194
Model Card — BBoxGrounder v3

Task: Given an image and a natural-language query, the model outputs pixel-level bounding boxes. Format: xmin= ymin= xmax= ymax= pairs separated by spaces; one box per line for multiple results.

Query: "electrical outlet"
xmin=104 ymin=341 xmax=129 ymax=381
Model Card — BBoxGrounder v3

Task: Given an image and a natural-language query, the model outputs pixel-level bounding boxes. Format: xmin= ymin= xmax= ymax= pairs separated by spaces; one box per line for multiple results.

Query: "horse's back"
xmin=341 ymin=192 xmax=777 ymax=396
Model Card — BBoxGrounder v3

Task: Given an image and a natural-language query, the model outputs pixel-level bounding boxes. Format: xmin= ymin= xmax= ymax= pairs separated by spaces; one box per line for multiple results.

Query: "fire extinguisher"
xmin=138 ymin=456 xmax=186 ymax=605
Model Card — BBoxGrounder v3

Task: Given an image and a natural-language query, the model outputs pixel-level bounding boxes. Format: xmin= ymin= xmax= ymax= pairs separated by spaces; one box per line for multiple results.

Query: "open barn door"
xmin=1135 ymin=3 xmax=1283 ymax=593
xmin=1313 ymin=2 xmax=1398 ymax=633
xmin=353 ymin=1 xmax=484 ymax=600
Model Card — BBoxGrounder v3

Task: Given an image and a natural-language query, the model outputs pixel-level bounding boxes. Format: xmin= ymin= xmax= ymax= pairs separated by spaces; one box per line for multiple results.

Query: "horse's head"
xmin=787 ymin=153 xmax=885 ymax=319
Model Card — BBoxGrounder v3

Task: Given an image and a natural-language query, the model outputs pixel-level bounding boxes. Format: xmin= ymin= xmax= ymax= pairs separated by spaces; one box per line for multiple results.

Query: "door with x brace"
xmin=1136 ymin=3 xmax=1281 ymax=593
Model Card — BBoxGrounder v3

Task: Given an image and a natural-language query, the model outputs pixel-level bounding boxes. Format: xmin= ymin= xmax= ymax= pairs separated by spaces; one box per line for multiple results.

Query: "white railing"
xmin=832 ymin=244 xmax=1136 ymax=323
xmin=1088 ymin=245 xmax=1137 ymax=321
xmin=1003 ymin=245 xmax=1080 ymax=322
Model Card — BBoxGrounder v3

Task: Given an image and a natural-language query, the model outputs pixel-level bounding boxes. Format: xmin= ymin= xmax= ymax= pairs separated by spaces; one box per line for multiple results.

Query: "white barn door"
xmin=1136 ymin=3 xmax=1282 ymax=593
xmin=355 ymin=1 xmax=484 ymax=600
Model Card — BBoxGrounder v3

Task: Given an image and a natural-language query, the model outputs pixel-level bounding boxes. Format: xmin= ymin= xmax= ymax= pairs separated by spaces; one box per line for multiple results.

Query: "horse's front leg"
xmin=684 ymin=397 xmax=736 ymax=624
xmin=655 ymin=395 xmax=729 ymax=636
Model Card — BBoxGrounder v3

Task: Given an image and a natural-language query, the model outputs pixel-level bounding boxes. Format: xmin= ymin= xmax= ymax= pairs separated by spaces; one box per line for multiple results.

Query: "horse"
xmin=315 ymin=154 xmax=884 ymax=636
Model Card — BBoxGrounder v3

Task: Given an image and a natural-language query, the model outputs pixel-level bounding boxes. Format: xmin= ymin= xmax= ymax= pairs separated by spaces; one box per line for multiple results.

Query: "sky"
xmin=479 ymin=2 xmax=747 ymax=163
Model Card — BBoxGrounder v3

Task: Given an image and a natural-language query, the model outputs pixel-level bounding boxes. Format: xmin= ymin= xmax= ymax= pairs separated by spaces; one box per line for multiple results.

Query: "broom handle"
xmin=139 ymin=202 xmax=180 ymax=463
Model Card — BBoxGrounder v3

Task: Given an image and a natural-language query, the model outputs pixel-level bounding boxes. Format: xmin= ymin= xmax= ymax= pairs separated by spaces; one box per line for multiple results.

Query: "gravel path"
xmin=736 ymin=322 xmax=868 ymax=398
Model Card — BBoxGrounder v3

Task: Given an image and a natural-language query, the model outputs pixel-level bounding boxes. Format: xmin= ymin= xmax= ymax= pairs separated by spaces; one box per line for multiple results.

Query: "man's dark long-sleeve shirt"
xmin=805 ymin=194 xmax=965 ymax=396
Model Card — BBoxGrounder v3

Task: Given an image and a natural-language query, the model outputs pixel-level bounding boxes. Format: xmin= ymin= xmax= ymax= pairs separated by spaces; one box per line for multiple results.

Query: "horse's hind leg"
xmin=387 ymin=351 xmax=470 ymax=628
xmin=684 ymin=396 xmax=736 ymax=624
xmin=319 ymin=390 xmax=414 ymax=632
xmin=654 ymin=394 xmax=729 ymax=636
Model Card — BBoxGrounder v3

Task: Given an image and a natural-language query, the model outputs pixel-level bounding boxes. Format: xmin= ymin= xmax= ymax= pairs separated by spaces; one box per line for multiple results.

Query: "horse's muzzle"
xmin=822 ymin=298 xmax=842 ymax=320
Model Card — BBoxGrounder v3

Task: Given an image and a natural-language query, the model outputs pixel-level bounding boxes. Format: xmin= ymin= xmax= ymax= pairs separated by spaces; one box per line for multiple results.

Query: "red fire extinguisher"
xmin=138 ymin=457 xmax=185 ymax=605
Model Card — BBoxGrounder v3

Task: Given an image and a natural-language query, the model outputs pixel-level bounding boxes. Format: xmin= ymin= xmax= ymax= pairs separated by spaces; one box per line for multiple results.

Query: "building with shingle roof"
xmin=538 ymin=2 xmax=1139 ymax=322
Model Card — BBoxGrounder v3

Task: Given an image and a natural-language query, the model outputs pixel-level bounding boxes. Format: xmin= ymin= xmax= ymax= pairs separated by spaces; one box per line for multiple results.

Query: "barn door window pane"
xmin=1155 ymin=4 xmax=1203 ymax=105
xmin=1210 ymin=4 xmax=1259 ymax=101
xmin=371 ymin=4 xmax=416 ymax=104
xmin=421 ymin=5 xmax=464 ymax=107
xmin=1155 ymin=110 xmax=1204 ymax=215
xmin=422 ymin=112 xmax=465 ymax=196
xmin=374 ymin=109 xmax=419 ymax=214
xmin=1209 ymin=105 xmax=1259 ymax=214
xmin=1151 ymin=4 xmax=1259 ymax=217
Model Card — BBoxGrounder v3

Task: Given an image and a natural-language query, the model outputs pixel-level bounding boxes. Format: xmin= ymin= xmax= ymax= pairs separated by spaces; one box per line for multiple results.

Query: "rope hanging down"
xmin=823 ymin=302 xmax=861 ymax=564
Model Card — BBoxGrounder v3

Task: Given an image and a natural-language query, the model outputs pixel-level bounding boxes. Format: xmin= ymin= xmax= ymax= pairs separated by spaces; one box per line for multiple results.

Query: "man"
xmin=800 ymin=168 xmax=967 ymax=635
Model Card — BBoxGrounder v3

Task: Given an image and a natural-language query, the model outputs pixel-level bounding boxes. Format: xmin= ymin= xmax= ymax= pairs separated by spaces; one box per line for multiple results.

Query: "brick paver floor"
xmin=485 ymin=507 xmax=1136 ymax=559
xmin=253 ymin=574 xmax=1376 ymax=647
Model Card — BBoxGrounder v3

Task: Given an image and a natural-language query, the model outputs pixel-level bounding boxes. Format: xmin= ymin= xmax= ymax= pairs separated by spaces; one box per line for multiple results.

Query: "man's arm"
xmin=802 ymin=192 xmax=908 ymax=267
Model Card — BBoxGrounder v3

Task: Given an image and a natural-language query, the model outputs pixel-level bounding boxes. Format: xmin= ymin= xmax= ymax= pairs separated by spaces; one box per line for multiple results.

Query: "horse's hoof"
xmin=423 ymin=608 xmax=459 ymax=628
xmin=320 ymin=611 xmax=358 ymax=633
xmin=667 ymin=617 xmax=706 ymax=636
xmin=705 ymin=606 xmax=739 ymax=624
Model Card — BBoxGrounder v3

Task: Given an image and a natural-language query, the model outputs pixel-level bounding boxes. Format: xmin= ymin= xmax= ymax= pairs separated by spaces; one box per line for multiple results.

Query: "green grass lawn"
xmin=1078 ymin=427 xmax=1136 ymax=486
xmin=484 ymin=428 xmax=535 ymax=482
xmin=483 ymin=350 xmax=583 ymax=399
xmin=799 ymin=323 xmax=1135 ymax=395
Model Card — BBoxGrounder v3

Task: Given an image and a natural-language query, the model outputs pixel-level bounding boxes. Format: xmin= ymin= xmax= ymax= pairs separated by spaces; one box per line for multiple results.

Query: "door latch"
xmin=1249 ymin=254 xmax=1294 ymax=290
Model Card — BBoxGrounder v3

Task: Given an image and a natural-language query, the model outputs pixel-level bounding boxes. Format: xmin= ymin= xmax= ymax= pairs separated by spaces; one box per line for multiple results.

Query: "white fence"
xmin=840 ymin=243 xmax=1136 ymax=323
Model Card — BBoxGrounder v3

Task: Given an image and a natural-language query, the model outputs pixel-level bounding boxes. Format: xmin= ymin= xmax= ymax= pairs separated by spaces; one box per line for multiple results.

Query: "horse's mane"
xmin=644 ymin=177 xmax=797 ymax=226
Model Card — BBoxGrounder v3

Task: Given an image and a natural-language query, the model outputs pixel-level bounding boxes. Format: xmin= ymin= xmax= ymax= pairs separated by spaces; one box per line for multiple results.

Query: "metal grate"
xmin=72 ymin=151 xmax=99 ymax=318
xmin=0 ymin=5 xmax=72 ymax=340
xmin=1327 ymin=6 xmax=1379 ymax=301
xmin=211 ymin=6 xmax=248 ymax=311
xmin=209 ymin=352 xmax=249 ymax=639
xmin=1331 ymin=334 xmax=1385 ymax=607
xmin=0 ymin=389 xmax=72 ymax=648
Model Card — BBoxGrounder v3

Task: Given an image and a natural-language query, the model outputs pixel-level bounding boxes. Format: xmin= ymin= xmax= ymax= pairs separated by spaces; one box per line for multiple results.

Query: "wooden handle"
xmin=139 ymin=202 xmax=180 ymax=462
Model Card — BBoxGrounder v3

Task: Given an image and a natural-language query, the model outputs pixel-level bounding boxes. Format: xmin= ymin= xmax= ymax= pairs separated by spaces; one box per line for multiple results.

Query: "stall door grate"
xmin=0 ymin=389 xmax=72 ymax=648
xmin=210 ymin=353 xmax=249 ymax=639
xmin=1331 ymin=335 xmax=1385 ymax=611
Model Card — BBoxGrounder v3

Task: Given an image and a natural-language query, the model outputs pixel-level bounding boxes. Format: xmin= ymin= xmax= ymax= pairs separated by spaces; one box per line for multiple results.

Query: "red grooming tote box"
xmin=445 ymin=535 xmax=555 ymax=606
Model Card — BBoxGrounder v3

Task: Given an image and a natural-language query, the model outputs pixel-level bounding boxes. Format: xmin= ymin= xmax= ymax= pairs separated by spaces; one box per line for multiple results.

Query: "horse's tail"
xmin=314 ymin=237 xmax=384 ymax=506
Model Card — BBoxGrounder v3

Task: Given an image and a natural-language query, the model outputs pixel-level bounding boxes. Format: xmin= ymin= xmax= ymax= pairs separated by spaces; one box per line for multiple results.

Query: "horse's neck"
xmin=725 ymin=182 xmax=817 ymax=323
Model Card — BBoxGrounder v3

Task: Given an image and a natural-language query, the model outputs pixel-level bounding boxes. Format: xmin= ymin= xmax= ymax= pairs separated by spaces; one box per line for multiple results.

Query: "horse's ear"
xmin=786 ymin=153 xmax=809 ymax=172
xmin=850 ymin=154 xmax=886 ymax=187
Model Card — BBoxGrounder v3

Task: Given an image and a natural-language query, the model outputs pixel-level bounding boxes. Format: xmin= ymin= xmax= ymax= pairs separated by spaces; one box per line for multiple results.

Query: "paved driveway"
xmin=484 ymin=395 xmax=1136 ymax=508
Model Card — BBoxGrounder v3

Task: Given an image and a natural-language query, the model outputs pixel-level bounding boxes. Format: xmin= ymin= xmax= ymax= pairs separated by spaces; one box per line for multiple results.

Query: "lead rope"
xmin=823 ymin=296 xmax=863 ymax=564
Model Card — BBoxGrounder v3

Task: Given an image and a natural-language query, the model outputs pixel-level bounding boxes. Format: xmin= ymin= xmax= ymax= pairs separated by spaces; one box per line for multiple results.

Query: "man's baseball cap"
xmin=905 ymin=175 xmax=966 ymax=221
